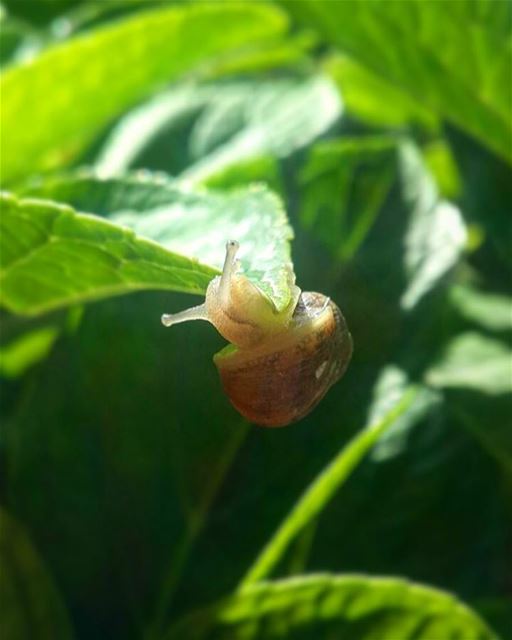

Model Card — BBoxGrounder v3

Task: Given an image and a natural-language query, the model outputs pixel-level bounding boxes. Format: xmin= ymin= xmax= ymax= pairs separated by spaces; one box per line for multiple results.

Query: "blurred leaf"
xmin=181 ymin=75 xmax=342 ymax=184
xmin=300 ymin=139 xmax=467 ymax=304
xmin=49 ymin=0 xmax=162 ymax=37
xmin=422 ymin=139 xmax=462 ymax=200
xmin=201 ymin=155 xmax=282 ymax=194
xmin=166 ymin=574 xmax=498 ymax=640
xmin=0 ymin=507 xmax=74 ymax=640
xmin=282 ymin=0 xmax=512 ymax=164
xmin=193 ymin=32 xmax=313 ymax=80
xmin=325 ymin=54 xmax=439 ymax=131
xmin=1 ymin=0 xmax=85 ymax=25
xmin=0 ymin=191 xmax=217 ymax=316
xmin=95 ymin=83 xmax=212 ymax=177
xmin=0 ymin=13 xmax=43 ymax=67
xmin=450 ymin=285 xmax=512 ymax=332
xmin=426 ymin=333 xmax=512 ymax=395
xmin=400 ymin=142 xmax=467 ymax=310
xmin=0 ymin=2 xmax=289 ymax=183
xmin=367 ymin=366 xmax=441 ymax=462
xmin=0 ymin=325 xmax=59 ymax=378
xmin=299 ymin=136 xmax=395 ymax=260
xmin=96 ymin=75 xmax=342 ymax=184
xmin=240 ymin=386 xmax=418 ymax=587
xmin=19 ymin=172 xmax=296 ymax=312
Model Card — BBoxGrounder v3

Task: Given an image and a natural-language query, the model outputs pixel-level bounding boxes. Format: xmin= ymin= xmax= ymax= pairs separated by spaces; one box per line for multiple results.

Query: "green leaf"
xmin=165 ymin=574 xmax=497 ymax=640
xmin=240 ymin=386 xmax=419 ymax=587
xmin=0 ymin=13 xmax=42 ymax=68
xmin=325 ymin=53 xmax=439 ymax=131
xmin=0 ymin=191 xmax=217 ymax=316
xmin=95 ymin=75 xmax=341 ymax=182
xmin=96 ymin=75 xmax=342 ymax=184
xmin=0 ymin=2 xmax=288 ymax=183
xmin=399 ymin=142 xmax=467 ymax=310
xmin=449 ymin=285 xmax=512 ymax=332
xmin=367 ymin=366 xmax=441 ymax=462
xmin=189 ymin=32 xmax=313 ymax=80
xmin=95 ymin=83 xmax=216 ymax=176
xmin=182 ymin=75 xmax=342 ymax=185
xmin=201 ymin=155 xmax=282 ymax=194
xmin=0 ymin=325 xmax=59 ymax=378
xmin=0 ymin=507 xmax=74 ymax=640
xmin=299 ymin=136 xmax=395 ymax=261
xmin=299 ymin=137 xmax=467 ymax=286
xmin=282 ymin=0 xmax=512 ymax=164
xmin=12 ymin=172 xmax=296 ymax=313
xmin=422 ymin=139 xmax=462 ymax=200
xmin=426 ymin=333 xmax=512 ymax=395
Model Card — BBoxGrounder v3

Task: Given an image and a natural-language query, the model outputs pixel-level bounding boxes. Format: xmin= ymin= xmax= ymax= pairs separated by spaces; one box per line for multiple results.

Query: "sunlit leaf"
xmin=201 ymin=155 xmax=282 ymax=194
xmin=182 ymin=75 xmax=342 ymax=184
xmin=0 ymin=507 xmax=74 ymax=640
xmin=0 ymin=2 xmax=288 ymax=183
xmin=192 ymin=31 xmax=313 ymax=80
xmin=14 ymin=173 xmax=296 ymax=313
xmin=325 ymin=53 xmax=439 ymax=131
xmin=96 ymin=75 xmax=342 ymax=184
xmin=166 ymin=574 xmax=497 ymax=640
xmin=422 ymin=139 xmax=461 ymax=200
xmin=0 ymin=191 xmax=217 ymax=316
xmin=399 ymin=143 xmax=467 ymax=310
xmin=95 ymin=83 xmax=213 ymax=176
xmin=282 ymin=0 xmax=512 ymax=164
xmin=450 ymin=285 xmax=512 ymax=332
xmin=426 ymin=333 xmax=512 ymax=395
xmin=367 ymin=365 xmax=441 ymax=462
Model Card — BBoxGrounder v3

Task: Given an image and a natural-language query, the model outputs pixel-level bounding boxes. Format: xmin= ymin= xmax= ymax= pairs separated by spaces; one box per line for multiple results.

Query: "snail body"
xmin=162 ymin=242 xmax=353 ymax=427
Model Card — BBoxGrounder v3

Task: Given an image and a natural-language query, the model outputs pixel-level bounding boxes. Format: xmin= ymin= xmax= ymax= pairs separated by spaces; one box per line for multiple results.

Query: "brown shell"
xmin=213 ymin=292 xmax=353 ymax=427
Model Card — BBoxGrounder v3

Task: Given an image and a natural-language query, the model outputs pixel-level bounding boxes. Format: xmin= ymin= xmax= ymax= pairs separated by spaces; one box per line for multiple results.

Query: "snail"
xmin=162 ymin=241 xmax=353 ymax=427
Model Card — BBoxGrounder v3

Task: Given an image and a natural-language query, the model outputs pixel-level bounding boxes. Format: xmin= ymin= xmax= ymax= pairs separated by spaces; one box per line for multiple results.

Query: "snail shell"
xmin=162 ymin=242 xmax=353 ymax=427
xmin=214 ymin=292 xmax=352 ymax=427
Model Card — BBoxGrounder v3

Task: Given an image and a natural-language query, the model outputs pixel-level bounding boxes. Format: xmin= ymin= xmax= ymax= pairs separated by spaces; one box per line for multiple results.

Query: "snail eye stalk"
xmin=161 ymin=240 xmax=239 ymax=328
xmin=219 ymin=240 xmax=240 ymax=305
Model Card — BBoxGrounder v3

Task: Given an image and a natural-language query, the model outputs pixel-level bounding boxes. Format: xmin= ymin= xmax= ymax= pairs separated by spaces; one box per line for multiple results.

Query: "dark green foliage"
xmin=0 ymin=1 xmax=511 ymax=639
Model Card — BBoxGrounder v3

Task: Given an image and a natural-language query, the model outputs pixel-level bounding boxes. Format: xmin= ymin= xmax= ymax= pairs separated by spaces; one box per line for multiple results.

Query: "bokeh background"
xmin=1 ymin=1 xmax=511 ymax=639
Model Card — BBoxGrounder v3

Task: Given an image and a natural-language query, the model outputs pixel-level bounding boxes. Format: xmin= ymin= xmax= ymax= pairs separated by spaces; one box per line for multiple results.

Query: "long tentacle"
xmin=161 ymin=303 xmax=209 ymax=327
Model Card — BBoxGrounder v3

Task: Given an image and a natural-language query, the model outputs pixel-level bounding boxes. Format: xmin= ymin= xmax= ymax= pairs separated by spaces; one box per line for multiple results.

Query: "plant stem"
xmin=238 ymin=387 xmax=418 ymax=589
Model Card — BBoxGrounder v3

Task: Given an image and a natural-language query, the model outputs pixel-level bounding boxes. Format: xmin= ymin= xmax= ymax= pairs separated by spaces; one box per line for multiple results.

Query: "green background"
xmin=0 ymin=1 xmax=511 ymax=639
